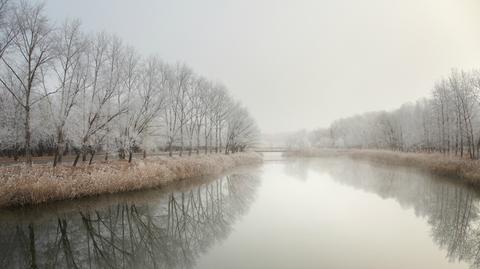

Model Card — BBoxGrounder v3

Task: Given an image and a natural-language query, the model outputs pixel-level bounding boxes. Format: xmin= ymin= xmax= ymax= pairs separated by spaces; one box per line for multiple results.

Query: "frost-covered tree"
xmin=122 ymin=55 xmax=167 ymax=162
xmin=224 ymin=102 xmax=259 ymax=153
xmin=0 ymin=0 xmax=16 ymax=60
xmin=44 ymin=19 xmax=87 ymax=166
xmin=70 ymin=32 xmax=126 ymax=166
xmin=310 ymin=69 xmax=480 ymax=160
xmin=0 ymin=0 xmax=54 ymax=165
xmin=0 ymin=0 xmax=259 ymax=166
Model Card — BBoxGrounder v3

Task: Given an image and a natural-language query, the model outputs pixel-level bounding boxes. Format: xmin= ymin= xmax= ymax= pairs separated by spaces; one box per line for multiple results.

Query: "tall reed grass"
xmin=0 ymin=152 xmax=262 ymax=208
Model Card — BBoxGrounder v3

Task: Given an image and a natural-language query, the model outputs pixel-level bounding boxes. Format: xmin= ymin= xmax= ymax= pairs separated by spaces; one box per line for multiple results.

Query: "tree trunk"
xmin=180 ymin=126 xmax=184 ymax=156
xmin=204 ymin=118 xmax=208 ymax=154
xmin=168 ymin=138 xmax=173 ymax=157
xmin=13 ymin=147 xmax=19 ymax=161
xmin=210 ymin=127 xmax=213 ymax=153
xmin=24 ymin=105 xmax=32 ymax=166
xmin=73 ymin=153 xmax=80 ymax=167
xmin=188 ymin=133 xmax=193 ymax=156
xmin=53 ymin=150 xmax=59 ymax=167
xmin=128 ymin=151 xmax=133 ymax=163
xmin=89 ymin=151 xmax=95 ymax=165
xmin=219 ymin=126 xmax=222 ymax=152
xmin=53 ymin=129 xmax=64 ymax=167
xmin=215 ymin=124 xmax=218 ymax=153
xmin=196 ymin=125 xmax=201 ymax=155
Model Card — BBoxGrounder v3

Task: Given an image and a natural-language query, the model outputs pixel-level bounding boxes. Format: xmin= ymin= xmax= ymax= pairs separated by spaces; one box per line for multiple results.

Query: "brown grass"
xmin=0 ymin=152 xmax=262 ymax=208
xmin=285 ymin=148 xmax=480 ymax=186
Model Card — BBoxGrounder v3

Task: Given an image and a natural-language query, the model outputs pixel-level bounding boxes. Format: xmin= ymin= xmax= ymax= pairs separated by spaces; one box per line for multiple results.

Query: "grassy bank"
xmin=286 ymin=149 xmax=480 ymax=186
xmin=0 ymin=152 xmax=262 ymax=208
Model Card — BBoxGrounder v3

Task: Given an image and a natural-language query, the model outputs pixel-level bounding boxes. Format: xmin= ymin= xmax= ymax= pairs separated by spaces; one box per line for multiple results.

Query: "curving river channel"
xmin=1 ymin=153 xmax=480 ymax=268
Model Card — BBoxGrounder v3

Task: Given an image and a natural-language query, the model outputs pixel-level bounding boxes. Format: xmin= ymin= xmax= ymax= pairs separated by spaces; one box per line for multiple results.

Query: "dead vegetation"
xmin=0 ymin=152 xmax=262 ymax=208
xmin=286 ymin=149 xmax=480 ymax=186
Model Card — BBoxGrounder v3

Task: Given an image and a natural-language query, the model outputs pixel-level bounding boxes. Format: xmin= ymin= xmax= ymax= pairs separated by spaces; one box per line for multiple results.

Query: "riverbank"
xmin=285 ymin=149 xmax=480 ymax=186
xmin=0 ymin=152 xmax=262 ymax=208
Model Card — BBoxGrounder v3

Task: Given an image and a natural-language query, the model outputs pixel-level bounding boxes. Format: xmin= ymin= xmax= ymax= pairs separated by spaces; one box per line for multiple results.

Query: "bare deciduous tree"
xmin=0 ymin=0 xmax=54 ymax=165
xmin=44 ymin=19 xmax=87 ymax=166
xmin=0 ymin=1 xmax=259 ymax=165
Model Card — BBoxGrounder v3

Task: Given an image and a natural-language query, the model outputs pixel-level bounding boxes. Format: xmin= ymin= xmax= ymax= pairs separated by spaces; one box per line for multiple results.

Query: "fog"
xmin=41 ymin=0 xmax=480 ymax=133
xmin=3 ymin=1 xmax=480 ymax=268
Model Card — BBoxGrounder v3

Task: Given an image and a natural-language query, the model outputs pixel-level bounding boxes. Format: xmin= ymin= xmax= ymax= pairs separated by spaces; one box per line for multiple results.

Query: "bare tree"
xmin=0 ymin=2 xmax=258 ymax=164
xmin=123 ymin=55 xmax=167 ymax=162
xmin=225 ymin=102 xmax=259 ymax=153
xmin=72 ymin=33 xmax=125 ymax=166
xmin=44 ymin=19 xmax=87 ymax=166
xmin=0 ymin=1 xmax=54 ymax=165
xmin=0 ymin=0 xmax=16 ymax=60
xmin=193 ymin=78 xmax=211 ymax=154
xmin=185 ymin=76 xmax=209 ymax=155
xmin=210 ymin=84 xmax=230 ymax=153
xmin=116 ymin=46 xmax=140 ymax=160
xmin=323 ymin=69 xmax=480 ymax=160
xmin=163 ymin=63 xmax=192 ymax=157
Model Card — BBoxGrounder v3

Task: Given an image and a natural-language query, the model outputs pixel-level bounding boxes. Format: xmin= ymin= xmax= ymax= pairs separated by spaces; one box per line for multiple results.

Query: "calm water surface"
xmin=1 ymin=154 xmax=479 ymax=268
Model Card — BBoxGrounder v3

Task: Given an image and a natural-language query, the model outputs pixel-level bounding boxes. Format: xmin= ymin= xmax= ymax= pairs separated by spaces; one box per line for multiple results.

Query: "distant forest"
xmin=289 ymin=69 xmax=480 ymax=159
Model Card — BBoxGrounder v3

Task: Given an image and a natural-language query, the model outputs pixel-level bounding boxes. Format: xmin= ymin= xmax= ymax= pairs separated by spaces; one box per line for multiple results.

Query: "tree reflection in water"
xmin=0 ymin=172 xmax=260 ymax=269
xmin=286 ymin=158 xmax=480 ymax=269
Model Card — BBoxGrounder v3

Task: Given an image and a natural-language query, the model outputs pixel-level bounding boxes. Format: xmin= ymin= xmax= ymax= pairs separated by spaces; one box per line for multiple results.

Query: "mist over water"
xmin=2 ymin=156 xmax=480 ymax=268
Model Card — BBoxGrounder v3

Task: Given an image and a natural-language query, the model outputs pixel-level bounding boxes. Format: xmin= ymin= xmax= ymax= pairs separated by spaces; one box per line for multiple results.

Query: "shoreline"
xmin=0 ymin=152 xmax=262 ymax=208
xmin=0 ymin=166 xmax=260 ymax=224
xmin=285 ymin=149 xmax=480 ymax=186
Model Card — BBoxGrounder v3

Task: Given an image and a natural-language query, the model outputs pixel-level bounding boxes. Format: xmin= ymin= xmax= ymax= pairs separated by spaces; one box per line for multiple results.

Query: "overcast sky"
xmin=43 ymin=0 xmax=480 ymax=133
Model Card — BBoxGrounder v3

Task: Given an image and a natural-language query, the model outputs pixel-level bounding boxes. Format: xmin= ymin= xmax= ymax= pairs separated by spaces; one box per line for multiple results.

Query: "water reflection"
xmin=4 ymin=158 xmax=480 ymax=269
xmin=287 ymin=158 xmax=480 ymax=268
xmin=0 ymin=172 xmax=260 ymax=269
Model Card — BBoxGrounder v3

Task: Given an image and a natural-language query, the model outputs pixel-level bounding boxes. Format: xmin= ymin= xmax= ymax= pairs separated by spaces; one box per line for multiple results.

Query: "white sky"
xmin=43 ymin=0 xmax=480 ymax=133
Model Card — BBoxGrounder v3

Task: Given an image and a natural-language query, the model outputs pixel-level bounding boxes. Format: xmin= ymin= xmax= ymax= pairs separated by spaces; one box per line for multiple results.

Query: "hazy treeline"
xmin=0 ymin=0 xmax=259 ymax=166
xmin=290 ymin=69 xmax=480 ymax=160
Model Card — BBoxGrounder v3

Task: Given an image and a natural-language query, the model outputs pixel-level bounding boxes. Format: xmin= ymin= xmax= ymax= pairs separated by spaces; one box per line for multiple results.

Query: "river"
xmin=0 ymin=153 xmax=479 ymax=268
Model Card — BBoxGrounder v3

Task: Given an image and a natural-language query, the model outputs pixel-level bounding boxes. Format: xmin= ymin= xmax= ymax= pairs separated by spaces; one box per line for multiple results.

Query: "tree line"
xmin=0 ymin=0 xmax=259 ymax=166
xmin=290 ymin=69 xmax=480 ymax=159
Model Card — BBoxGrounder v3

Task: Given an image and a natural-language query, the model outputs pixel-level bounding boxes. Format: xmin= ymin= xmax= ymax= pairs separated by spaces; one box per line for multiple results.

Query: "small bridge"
xmin=251 ymin=147 xmax=289 ymax=153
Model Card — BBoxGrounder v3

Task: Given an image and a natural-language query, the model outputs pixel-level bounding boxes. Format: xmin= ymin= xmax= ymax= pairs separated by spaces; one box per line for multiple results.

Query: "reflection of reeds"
xmin=285 ymin=149 xmax=480 ymax=186
xmin=0 ymin=153 xmax=262 ymax=208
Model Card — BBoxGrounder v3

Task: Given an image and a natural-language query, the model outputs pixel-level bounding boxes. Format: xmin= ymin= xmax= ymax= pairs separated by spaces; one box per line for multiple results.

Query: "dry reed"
xmin=0 ymin=152 xmax=262 ymax=208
